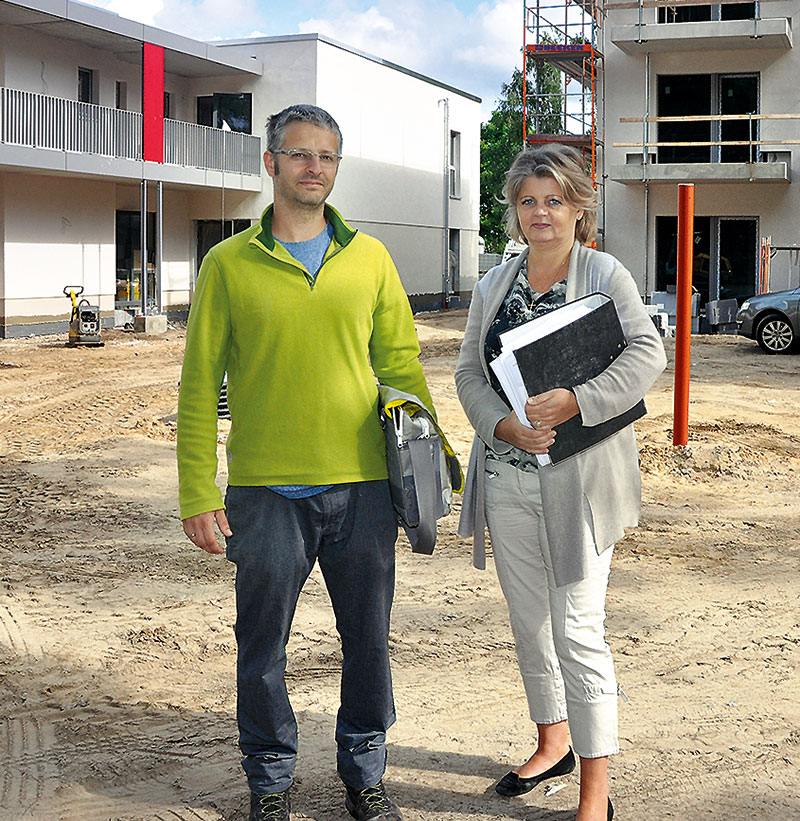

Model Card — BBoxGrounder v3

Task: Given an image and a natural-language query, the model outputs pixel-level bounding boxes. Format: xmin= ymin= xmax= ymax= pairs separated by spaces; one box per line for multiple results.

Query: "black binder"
xmin=511 ymin=293 xmax=646 ymax=464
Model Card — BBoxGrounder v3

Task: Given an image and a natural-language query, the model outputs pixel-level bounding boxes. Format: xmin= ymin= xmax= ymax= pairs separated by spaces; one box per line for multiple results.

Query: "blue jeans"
xmin=224 ymin=481 xmax=398 ymax=794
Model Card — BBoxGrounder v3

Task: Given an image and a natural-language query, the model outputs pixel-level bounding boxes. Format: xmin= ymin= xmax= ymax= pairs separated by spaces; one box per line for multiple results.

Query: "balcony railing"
xmin=164 ymin=119 xmax=262 ymax=175
xmin=613 ymin=112 xmax=800 ymax=162
xmin=1 ymin=87 xmax=141 ymax=159
xmin=0 ymin=87 xmax=261 ymax=177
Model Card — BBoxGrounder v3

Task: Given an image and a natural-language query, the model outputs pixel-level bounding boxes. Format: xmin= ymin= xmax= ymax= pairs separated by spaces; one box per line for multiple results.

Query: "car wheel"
xmin=756 ymin=314 xmax=795 ymax=353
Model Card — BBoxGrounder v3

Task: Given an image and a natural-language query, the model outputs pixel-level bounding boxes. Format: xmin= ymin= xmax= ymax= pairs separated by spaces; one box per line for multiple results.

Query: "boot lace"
xmin=256 ymin=792 xmax=287 ymax=818
xmin=356 ymin=784 xmax=391 ymax=811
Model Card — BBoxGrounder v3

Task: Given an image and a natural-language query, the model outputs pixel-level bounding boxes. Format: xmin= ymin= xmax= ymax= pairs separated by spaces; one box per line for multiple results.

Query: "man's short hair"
xmin=266 ymin=105 xmax=343 ymax=154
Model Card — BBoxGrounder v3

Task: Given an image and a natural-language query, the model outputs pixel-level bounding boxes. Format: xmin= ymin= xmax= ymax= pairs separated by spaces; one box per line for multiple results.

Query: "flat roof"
xmin=217 ymin=33 xmax=482 ymax=103
xmin=0 ymin=0 xmax=262 ymax=77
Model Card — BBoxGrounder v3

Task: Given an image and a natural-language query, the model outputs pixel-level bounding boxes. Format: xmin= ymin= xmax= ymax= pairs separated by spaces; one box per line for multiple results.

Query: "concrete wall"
xmin=2 ymin=24 xmax=141 ymax=109
xmin=0 ymin=172 xmax=115 ymax=334
xmin=314 ymin=39 xmax=481 ymax=303
xmin=603 ymin=2 xmax=800 ymax=295
xmin=2 ymin=22 xmax=202 ymax=121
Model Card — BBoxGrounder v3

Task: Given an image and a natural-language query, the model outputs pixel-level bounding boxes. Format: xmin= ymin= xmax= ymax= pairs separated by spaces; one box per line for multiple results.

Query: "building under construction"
xmin=523 ymin=0 xmax=800 ymax=327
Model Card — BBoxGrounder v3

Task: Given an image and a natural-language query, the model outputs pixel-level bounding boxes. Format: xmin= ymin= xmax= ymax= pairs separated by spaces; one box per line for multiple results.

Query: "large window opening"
xmin=196 ymin=220 xmax=251 ymax=273
xmin=116 ymin=210 xmax=156 ymax=310
xmin=197 ymin=93 xmax=252 ymax=133
xmin=657 ymin=73 xmax=758 ymax=164
xmin=655 ymin=215 xmax=757 ymax=306
xmin=658 ymin=2 xmax=755 ymax=22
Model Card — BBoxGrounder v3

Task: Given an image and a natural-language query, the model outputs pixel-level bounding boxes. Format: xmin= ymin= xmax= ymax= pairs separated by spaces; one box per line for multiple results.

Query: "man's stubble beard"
xmin=273 ymin=159 xmax=333 ymax=211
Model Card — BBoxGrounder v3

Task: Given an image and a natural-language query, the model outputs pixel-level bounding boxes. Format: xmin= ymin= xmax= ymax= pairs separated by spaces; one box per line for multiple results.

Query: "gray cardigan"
xmin=455 ymin=241 xmax=667 ymax=587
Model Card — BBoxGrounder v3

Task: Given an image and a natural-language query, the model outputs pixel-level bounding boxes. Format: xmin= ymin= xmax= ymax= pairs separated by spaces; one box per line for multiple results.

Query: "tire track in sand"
xmin=0 ymin=599 xmax=57 ymax=816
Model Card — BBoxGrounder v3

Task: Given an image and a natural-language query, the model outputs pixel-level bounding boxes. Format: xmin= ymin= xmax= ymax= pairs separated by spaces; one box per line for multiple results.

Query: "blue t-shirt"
xmin=277 ymin=221 xmax=335 ymax=282
xmin=270 ymin=222 xmax=335 ymax=499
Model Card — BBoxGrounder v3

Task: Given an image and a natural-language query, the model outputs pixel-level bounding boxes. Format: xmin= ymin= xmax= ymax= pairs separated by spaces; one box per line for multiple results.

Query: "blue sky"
xmin=90 ymin=0 xmax=522 ymax=119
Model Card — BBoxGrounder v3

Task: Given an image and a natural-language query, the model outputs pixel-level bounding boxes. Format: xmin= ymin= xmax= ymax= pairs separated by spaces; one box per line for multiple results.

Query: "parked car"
xmin=736 ymin=288 xmax=800 ymax=353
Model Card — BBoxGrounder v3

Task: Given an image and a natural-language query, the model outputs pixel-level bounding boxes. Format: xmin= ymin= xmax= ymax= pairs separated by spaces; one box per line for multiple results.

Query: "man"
xmin=177 ymin=104 xmax=434 ymax=821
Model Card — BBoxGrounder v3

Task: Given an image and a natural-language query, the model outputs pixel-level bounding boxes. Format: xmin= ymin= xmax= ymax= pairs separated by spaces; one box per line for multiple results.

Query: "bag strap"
xmin=404 ymin=438 xmax=441 ymax=555
xmin=382 ymin=396 xmax=464 ymax=493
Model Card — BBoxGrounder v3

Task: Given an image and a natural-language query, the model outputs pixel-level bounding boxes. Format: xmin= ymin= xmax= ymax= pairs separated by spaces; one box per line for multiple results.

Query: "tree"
xmin=480 ymin=53 xmax=565 ymax=253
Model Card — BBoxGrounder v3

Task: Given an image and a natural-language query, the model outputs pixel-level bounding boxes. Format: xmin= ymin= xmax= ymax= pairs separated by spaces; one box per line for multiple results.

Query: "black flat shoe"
xmin=608 ymin=797 xmax=614 ymax=820
xmin=494 ymin=747 xmax=576 ymax=797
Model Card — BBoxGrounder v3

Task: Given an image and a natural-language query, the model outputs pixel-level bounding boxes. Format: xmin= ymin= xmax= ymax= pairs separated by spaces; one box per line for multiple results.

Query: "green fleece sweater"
xmin=177 ymin=204 xmax=435 ymax=520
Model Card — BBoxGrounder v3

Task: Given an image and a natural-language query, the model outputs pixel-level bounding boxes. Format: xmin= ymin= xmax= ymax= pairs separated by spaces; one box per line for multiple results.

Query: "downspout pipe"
xmin=140 ymin=179 xmax=148 ymax=315
xmin=439 ymin=98 xmax=450 ymax=309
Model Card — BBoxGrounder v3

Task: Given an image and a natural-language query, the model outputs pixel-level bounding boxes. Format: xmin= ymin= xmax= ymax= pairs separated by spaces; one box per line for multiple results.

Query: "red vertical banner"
xmin=673 ymin=183 xmax=694 ymax=447
xmin=142 ymin=42 xmax=165 ymax=163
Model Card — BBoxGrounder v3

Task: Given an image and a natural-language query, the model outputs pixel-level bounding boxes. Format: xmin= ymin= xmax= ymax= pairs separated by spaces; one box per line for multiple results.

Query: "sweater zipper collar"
xmin=249 ymin=204 xmax=357 ymax=288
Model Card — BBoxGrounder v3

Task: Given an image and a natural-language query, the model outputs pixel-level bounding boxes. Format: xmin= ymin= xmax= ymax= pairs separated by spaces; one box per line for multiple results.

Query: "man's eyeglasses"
xmin=272 ymin=149 xmax=342 ymax=167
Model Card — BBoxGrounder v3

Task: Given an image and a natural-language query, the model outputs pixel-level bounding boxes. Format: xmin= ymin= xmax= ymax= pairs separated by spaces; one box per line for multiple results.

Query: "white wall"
xmin=314 ymin=39 xmax=480 ymax=298
xmin=1 ymin=173 xmax=116 ymax=323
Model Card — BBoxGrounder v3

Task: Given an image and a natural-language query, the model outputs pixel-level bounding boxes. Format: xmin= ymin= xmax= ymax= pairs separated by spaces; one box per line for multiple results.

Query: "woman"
xmin=455 ymin=144 xmax=666 ymax=821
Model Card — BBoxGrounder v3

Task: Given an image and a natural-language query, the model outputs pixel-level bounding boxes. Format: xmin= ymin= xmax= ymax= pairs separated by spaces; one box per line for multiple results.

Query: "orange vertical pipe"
xmin=673 ymin=183 xmax=694 ymax=447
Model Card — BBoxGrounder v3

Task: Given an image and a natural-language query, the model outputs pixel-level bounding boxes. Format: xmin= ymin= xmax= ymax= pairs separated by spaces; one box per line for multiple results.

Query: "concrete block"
xmin=115 ymin=309 xmax=134 ymax=327
xmin=133 ymin=314 xmax=168 ymax=335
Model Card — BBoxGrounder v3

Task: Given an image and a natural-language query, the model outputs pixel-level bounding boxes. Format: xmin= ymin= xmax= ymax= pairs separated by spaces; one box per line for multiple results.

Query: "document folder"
xmin=490 ymin=293 xmax=646 ymax=465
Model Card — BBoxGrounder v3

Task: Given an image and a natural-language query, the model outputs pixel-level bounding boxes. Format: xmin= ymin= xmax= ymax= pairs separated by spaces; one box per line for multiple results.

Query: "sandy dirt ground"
xmin=0 ymin=312 xmax=798 ymax=821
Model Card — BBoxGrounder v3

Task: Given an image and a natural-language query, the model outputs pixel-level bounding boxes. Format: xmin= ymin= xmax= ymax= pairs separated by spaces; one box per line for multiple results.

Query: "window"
xmin=164 ymin=92 xmax=171 ymax=119
xmin=655 ymin=215 xmax=757 ymax=304
xmin=197 ymin=93 xmax=252 ymax=133
xmin=657 ymin=73 xmax=759 ymax=164
xmin=448 ymin=229 xmax=460 ymax=296
xmin=449 ymin=130 xmax=461 ymax=198
xmin=115 ymin=81 xmax=127 ymax=110
xmin=78 ymin=67 xmax=96 ymax=104
xmin=197 ymin=220 xmax=252 ymax=270
xmin=658 ymin=3 xmax=755 ymax=22
xmin=116 ymin=210 xmax=156 ymax=309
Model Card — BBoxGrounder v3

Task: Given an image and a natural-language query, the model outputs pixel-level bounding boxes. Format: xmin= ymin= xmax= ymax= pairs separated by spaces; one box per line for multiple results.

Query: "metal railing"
xmin=1 ymin=87 xmax=141 ymax=159
xmin=164 ymin=119 xmax=262 ymax=176
xmin=614 ymin=112 xmax=800 ymax=164
xmin=0 ymin=87 xmax=261 ymax=176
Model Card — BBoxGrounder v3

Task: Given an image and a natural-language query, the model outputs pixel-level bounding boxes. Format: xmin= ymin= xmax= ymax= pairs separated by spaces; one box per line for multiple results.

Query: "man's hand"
xmin=494 ymin=411 xmax=556 ymax=455
xmin=182 ymin=510 xmax=232 ymax=555
xmin=525 ymin=388 xmax=579 ymax=431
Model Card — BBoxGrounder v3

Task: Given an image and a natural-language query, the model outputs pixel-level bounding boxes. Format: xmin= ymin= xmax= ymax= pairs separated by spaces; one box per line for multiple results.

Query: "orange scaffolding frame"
xmin=522 ymin=0 xmax=604 ymax=184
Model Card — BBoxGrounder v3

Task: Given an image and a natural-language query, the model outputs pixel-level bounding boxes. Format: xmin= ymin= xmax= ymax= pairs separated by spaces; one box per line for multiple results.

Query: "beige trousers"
xmin=485 ymin=459 xmax=619 ymax=758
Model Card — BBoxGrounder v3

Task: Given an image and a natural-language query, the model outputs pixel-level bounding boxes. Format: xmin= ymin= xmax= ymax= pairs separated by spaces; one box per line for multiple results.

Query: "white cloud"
xmin=298 ymin=0 xmax=521 ymax=118
xmin=93 ymin=0 xmax=269 ymax=40
xmin=99 ymin=0 xmax=164 ymax=25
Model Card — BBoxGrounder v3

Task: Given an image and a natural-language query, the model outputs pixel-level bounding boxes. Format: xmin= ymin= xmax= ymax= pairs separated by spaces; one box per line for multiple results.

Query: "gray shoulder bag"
xmin=378 ymin=385 xmax=463 ymax=554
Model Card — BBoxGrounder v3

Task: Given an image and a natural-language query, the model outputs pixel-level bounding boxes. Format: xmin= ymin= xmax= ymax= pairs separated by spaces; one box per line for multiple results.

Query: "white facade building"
xmin=0 ymin=0 xmax=480 ymax=337
xmin=603 ymin=0 xmax=800 ymax=316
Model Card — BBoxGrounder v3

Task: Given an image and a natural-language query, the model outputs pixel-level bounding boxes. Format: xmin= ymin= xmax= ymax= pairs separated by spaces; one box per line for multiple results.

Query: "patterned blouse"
xmin=484 ymin=261 xmax=568 ymax=472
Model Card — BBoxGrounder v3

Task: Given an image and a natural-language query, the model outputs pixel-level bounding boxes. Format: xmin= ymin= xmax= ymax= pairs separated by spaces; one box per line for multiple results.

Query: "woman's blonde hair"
xmin=503 ymin=143 xmax=598 ymax=246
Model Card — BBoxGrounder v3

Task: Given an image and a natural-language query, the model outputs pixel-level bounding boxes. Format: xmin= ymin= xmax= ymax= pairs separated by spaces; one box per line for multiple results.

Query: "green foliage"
xmin=480 ymin=53 xmax=565 ymax=253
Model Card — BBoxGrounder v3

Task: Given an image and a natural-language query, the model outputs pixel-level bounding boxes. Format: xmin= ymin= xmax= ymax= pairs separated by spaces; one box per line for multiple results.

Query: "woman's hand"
xmin=525 ymin=388 xmax=579 ymax=430
xmin=494 ymin=411 xmax=556 ymax=454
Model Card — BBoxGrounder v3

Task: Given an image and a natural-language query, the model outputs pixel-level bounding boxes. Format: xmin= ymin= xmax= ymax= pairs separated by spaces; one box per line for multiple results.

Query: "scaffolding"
xmin=522 ymin=0 xmax=604 ymax=182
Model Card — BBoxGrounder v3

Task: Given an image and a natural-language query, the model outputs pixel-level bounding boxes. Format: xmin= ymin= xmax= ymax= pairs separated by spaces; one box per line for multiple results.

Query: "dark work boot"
xmin=345 ymin=781 xmax=403 ymax=820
